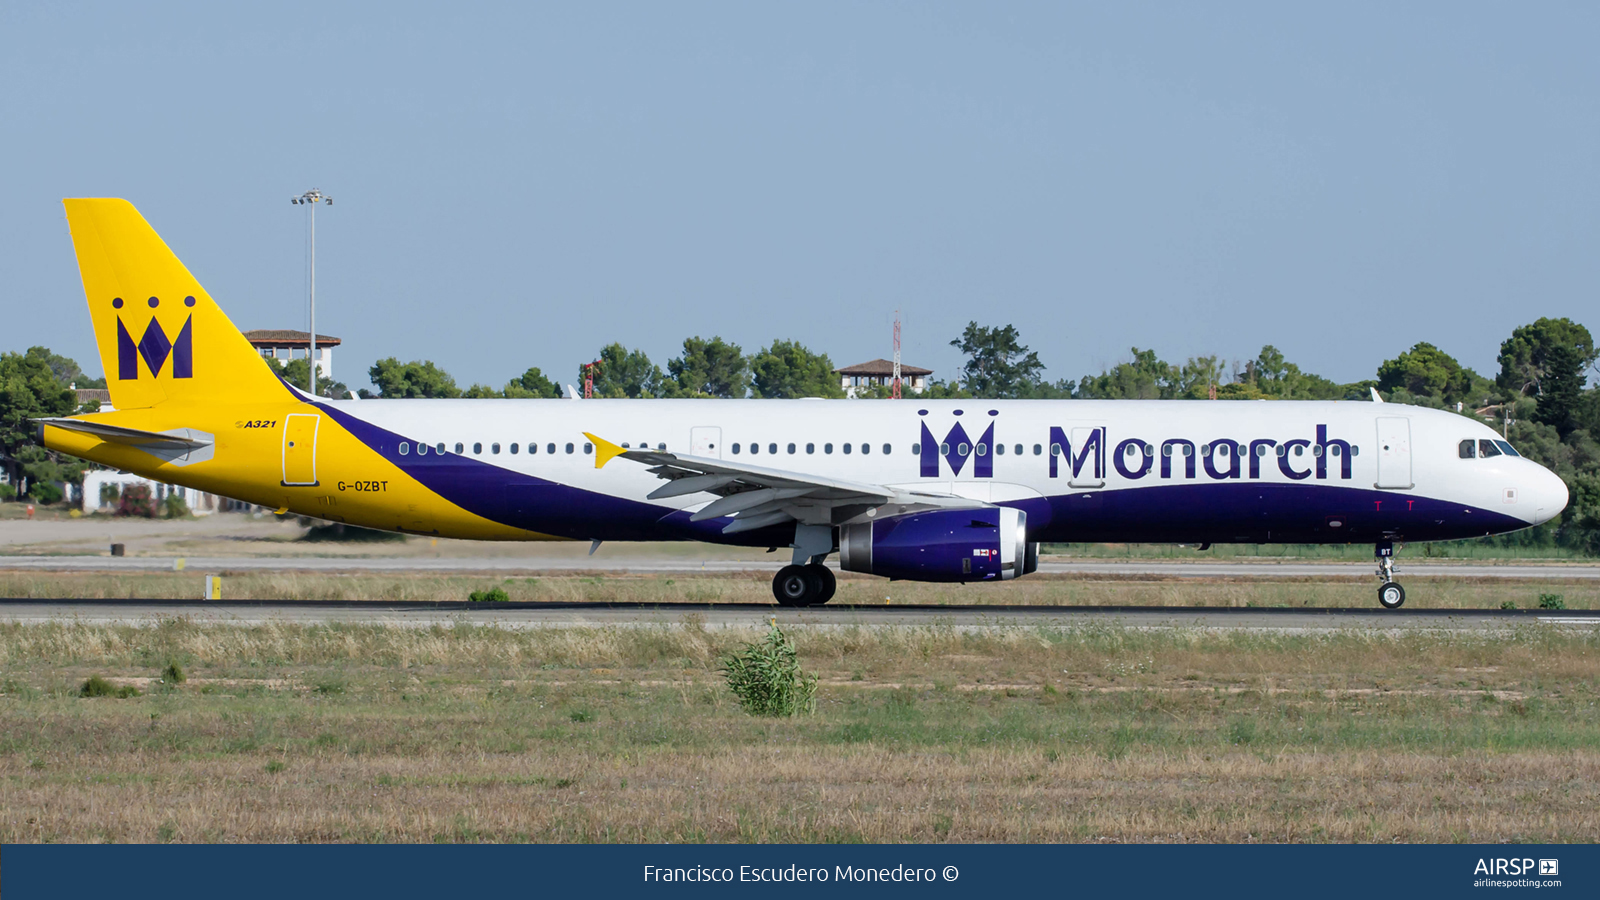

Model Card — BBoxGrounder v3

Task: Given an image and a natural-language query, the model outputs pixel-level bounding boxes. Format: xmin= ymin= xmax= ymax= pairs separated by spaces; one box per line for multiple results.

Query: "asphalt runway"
xmin=3 ymin=555 xmax=1599 ymax=580
xmin=2 ymin=599 xmax=1595 ymax=632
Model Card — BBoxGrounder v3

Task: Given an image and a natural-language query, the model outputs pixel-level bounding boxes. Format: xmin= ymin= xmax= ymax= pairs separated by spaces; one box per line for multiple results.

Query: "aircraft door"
xmin=1375 ymin=416 xmax=1412 ymax=489
xmin=282 ymin=414 xmax=320 ymax=486
xmin=691 ymin=427 xmax=722 ymax=459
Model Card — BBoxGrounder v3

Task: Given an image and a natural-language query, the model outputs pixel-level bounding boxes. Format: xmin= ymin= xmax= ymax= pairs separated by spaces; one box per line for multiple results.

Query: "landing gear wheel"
xmin=773 ymin=565 xmax=814 ymax=607
xmin=1378 ymin=581 xmax=1406 ymax=610
xmin=804 ymin=564 xmax=836 ymax=606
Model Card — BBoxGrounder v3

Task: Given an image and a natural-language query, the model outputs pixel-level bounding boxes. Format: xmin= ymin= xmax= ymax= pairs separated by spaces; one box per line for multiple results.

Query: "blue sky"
xmin=3 ymin=2 xmax=1596 ymax=390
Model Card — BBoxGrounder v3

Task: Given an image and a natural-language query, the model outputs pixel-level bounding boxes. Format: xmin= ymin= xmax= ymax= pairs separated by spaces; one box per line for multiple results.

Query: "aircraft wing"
xmin=584 ymin=432 xmax=987 ymax=534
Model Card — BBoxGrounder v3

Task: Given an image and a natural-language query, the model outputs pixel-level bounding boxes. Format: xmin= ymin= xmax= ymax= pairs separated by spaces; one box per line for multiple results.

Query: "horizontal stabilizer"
xmin=36 ymin=418 xmax=211 ymax=448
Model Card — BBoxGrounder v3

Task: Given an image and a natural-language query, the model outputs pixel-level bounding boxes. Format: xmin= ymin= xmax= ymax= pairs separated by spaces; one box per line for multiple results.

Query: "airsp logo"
xmin=1539 ymin=859 xmax=1559 ymax=877
xmin=114 ymin=295 xmax=195 ymax=380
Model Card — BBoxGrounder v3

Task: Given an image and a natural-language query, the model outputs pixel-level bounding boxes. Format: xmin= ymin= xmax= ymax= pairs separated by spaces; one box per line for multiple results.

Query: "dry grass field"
xmin=2 ymin=615 xmax=1597 ymax=843
xmin=0 ymin=568 xmax=1595 ymax=609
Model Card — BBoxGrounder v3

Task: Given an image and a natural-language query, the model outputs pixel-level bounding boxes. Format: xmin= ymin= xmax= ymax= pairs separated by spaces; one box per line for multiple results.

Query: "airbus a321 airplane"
xmin=38 ymin=200 xmax=1569 ymax=609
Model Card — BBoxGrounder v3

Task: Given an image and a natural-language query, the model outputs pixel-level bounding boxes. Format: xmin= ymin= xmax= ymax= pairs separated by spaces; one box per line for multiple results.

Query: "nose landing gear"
xmin=1375 ymin=540 xmax=1405 ymax=609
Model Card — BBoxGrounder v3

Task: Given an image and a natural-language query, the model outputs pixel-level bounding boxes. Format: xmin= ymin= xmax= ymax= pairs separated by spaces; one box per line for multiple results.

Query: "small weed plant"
xmin=1538 ymin=593 xmax=1566 ymax=610
xmin=161 ymin=661 xmax=186 ymax=684
xmin=79 ymin=676 xmax=139 ymax=699
xmin=720 ymin=624 xmax=817 ymax=717
xmin=469 ymin=586 xmax=510 ymax=603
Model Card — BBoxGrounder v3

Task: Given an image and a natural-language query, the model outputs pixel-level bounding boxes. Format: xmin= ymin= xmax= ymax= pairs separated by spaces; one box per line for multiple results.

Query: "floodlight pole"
xmin=292 ymin=189 xmax=333 ymax=396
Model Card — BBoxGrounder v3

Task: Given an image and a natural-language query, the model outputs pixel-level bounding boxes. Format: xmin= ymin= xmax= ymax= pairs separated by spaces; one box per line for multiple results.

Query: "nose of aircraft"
xmin=1528 ymin=463 xmax=1570 ymax=525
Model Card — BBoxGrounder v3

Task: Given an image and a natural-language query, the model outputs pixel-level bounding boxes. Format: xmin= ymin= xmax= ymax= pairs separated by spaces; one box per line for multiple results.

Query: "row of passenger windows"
xmin=1459 ymin=439 xmax=1520 ymax=459
xmin=397 ymin=441 xmax=607 ymax=457
xmin=395 ymin=439 xmax=1360 ymax=460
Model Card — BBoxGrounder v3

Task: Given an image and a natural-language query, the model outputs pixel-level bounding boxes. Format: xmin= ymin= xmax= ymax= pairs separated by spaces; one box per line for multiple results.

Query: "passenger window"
xmin=657 ymin=443 xmax=666 ymax=451
xmin=473 ymin=443 xmax=483 ymax=455
xmin=491 ymin=443 xmax=500 ymax=454
xmin=861 ymin=442 xmax=871 ymax=455
xmin=455 ymin=443 xmax=464 ymax=454
xmin=788 ymin=443 xmax=796 ymax=454
xmin=418 ymin=443 xmax=429 ymax=456
xmin=1015 ymin=444 xmax=1023 ymax=456
xmin=843 ymin=443 xmax=852 ymax=454
xmin=806 ymin=443 xmax=815 ymax=454
xmin=1495 ymin=440 xmax=1520 ymax=457
xmin=565 ymin=443 xmax=574 ymax=454
xmin=1162 ymin=444 xmax=1173 ymax=457
xmin=1479 ymin=439 xmax=1502 ymax=458
xmin=824 ymin=443 xmax=833 ymax=454
xmin=957 ymin=443 xmax=970 ymax=457
xmin=939 ymin=442 xmax=950 ymax=455
xmin=1033 ymin=444 xmax=1042 ymax=456
xmin=882 ymin=443 xmax=891 ymax=455
xmin=732 ymin=443 xmax=741 ymax=455
xmin=996 ymin=443 xmax=1006 ymax=456
xmin=768 ymin=443 xmax=777 ymax=454
xmin=547 ymin=443 xmax=556 ymax=455
xmin=399 ymin=442 xmax=410 ymax=455
xmin=510 ymin=443 xmax=519 ymax=454
xmin=975 ymin=443 xmax=986 ymax=456
xmin=911 ymin=443 xmax=920 ymax=455
xmin=583 ymin=443 xmax=593 ymax=455
xmin=436 ymin=443 xmax=446 ymax=454
xmin=528 ymin=442 xmax=536 ymax=455
xmin=1050 ymin=443 xmax=1061 ymax=456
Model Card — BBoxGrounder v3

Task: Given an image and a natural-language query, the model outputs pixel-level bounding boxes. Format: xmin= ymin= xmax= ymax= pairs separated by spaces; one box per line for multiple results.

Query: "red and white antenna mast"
xmin=891 ymin=310 xmax=903 ymax=400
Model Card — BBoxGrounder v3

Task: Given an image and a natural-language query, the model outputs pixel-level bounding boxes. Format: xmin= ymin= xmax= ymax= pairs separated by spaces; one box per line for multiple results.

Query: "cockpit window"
xmin=1478 ymin=439 xmax=1502 ymax=459
xmin=1458 ymin=440 xmax=1475 ymax=459
xmin=1494 ymin=440 xmax=1520 ymax=458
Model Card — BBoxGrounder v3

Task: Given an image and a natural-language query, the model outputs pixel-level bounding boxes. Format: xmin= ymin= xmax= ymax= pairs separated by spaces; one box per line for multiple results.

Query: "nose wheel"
xmin=1375 ymin=541 xmax=1405 ymax=609
xmin=772 ymin=563 xmax=836 ymax=607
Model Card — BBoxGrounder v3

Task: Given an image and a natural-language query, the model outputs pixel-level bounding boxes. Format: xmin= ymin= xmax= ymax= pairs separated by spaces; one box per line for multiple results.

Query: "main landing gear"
xmin=772 ymin=563 xmax=836 ymax=607
xmin=772 ymin=523 xmax=837 ymax=608
xmin=1375 ymin=540 xmax=1405 ymax=609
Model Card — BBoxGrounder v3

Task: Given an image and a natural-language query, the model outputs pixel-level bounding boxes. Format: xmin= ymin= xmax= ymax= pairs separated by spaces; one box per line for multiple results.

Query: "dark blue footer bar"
xmin=2 ymin=844 xmax=1592 ymax=899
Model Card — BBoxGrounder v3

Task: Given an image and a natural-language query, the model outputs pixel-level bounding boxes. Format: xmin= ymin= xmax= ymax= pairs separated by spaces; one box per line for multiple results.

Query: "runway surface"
xmin=2 ymin=599 xmax=1595 ymax=632
xmin=3 ymin=555 xmax=1599 ymax=580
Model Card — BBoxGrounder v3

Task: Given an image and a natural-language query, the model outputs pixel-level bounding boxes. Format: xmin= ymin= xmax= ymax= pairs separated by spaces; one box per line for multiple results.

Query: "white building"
xmin=834 ymin=359 xmax=932 ymax=398
xmin=80 ymin=469 xmax=243 ymax=515
xmin=244 ymin=329 xmax=342 ymax=383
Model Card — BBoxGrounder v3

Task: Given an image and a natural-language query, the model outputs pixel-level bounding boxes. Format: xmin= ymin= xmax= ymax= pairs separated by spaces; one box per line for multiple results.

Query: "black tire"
xmin=1378 ymin=581 xmax=1405 ymax=610
xmin=773 ymin=565 xmax=813 ymax=607
xmin=805 ymin=564 xmax=836 ymax=606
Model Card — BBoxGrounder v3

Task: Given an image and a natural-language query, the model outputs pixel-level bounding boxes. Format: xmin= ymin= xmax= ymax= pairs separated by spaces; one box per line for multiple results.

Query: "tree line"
xmin=2 ymin=317 xmax=1595 ymax=554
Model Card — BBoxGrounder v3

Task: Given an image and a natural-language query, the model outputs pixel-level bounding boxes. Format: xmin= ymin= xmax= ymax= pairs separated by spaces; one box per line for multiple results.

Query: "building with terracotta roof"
xmin=834 ymin=358 xmax=932 ymax=397
xmin=244 ymin=330 xmax=342 ymax=383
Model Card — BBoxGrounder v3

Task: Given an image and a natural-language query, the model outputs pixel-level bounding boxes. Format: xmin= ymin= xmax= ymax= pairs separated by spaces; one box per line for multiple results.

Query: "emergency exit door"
xmin=282 ymin=414 xmax=320 ymax=486
xmin=691 ymin=426 xmax=722 ymax=459
xmin=1375 ymin=416 xmax=1412 ymax=489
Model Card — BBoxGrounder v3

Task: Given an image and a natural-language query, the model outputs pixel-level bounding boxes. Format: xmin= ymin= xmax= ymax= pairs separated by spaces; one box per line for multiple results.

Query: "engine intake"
xmin=839 ymin=507 xmax=1035 ymax=583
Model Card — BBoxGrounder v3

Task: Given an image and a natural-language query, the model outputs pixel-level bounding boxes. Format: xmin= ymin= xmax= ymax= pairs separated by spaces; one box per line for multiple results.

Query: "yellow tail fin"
xmin=63 ymin=198 xmax=287 ymax=410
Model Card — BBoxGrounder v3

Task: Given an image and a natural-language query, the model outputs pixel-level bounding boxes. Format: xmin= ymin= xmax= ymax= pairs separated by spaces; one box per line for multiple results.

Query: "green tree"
xmin=1077 ymin=348 xmax=1172 ymax=399
xmin=1376 ymin=342 xmax=1472 ymax=404
xmin=749 ymin=340 xmax=845 ymax=399
xmin=949 ymin=322 xmax=1045 ymax=398
xmin=267 ymin=357 xmax=350 ymax=399
xmin=0 ymin=349 xmax=82 ymax=498
xmin=1498 ymin=318 xmax=1597 ymax=436
xmin=668 ymin=336 xmax=749 ymax=398
xmin=584 ymin=344 xmax=668 ymax=398
xmin=367 ymin=358 xmax=462 ymax=399
xmin=462 ymin=383 xmax=501 ymax=398
xmin=503 ymin=366 xmax=561 ymax=399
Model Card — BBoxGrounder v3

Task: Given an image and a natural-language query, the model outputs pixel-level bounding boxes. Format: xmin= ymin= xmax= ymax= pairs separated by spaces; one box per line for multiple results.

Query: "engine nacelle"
xmin=839 ymin=507 xmax=1036 ymax=583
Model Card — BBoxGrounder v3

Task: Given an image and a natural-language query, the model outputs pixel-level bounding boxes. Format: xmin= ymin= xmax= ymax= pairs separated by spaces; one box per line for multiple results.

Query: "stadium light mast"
xmin=291 ymin=189 xmax=333 ymax=396
xmin=891 ymin=310 xmax=903 ymax=400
